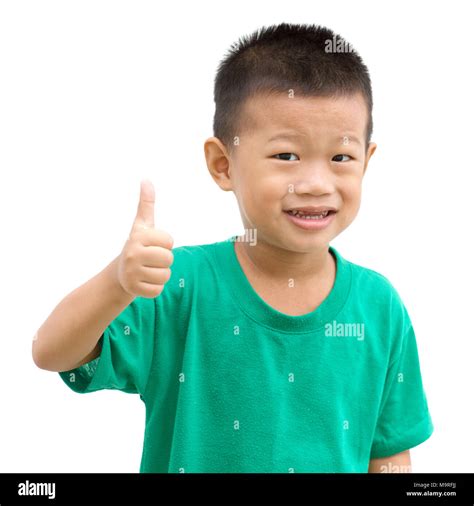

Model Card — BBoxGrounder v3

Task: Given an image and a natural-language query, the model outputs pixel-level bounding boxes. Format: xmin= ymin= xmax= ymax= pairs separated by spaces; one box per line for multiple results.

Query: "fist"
xmin=117 ymin=180 xmax=174 ymax=298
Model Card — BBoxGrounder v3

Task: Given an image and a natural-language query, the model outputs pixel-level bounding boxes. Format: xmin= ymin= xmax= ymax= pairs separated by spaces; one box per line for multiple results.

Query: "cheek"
xmin=347 ymin=187 xmax=362 ymax=206
xmin=339 ymin=175 xmax=362 ymax=202
xmin=339 ymin=182 xmax=363 ymax=220
xmin=240 ymin=172 xmax=283 ymax=212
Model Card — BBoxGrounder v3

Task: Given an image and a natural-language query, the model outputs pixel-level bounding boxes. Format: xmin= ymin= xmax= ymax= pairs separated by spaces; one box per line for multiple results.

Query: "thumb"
xmin=133 ymin=179 xmax=155 ymax=230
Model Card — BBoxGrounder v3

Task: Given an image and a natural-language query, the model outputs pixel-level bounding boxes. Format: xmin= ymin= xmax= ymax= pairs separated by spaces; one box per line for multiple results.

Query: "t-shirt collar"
xmin=212 ymin=236 xmax=352 ymax=333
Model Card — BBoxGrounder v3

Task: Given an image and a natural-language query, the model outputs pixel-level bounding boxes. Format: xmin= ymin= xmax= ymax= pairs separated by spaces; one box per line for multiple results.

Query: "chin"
xmin=279 ymin=236 xmax=332 ymax=253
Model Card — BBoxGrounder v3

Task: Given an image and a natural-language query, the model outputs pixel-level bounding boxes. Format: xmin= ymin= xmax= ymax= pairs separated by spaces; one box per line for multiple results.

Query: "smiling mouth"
xmin=284 ymin=209 xmax=337 ymax=220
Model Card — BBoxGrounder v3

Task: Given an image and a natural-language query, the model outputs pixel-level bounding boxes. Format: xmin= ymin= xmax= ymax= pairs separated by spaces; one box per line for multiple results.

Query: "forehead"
xmin=240 ymin=91 xmax=368 ymax=140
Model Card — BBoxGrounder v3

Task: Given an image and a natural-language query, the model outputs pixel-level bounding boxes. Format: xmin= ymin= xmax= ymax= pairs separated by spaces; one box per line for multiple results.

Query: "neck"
xmin=234 ymin=236 xmax=334 ymax=284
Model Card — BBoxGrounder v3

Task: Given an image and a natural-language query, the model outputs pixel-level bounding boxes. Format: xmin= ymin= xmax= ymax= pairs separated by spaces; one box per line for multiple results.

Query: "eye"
xmin=332 ymin=154 xmax=352 ymax=162
xmin=273 ymin=153 xmax=299 ymax=161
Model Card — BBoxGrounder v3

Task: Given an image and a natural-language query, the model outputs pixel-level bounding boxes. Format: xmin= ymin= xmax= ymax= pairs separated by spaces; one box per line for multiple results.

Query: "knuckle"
xmin=162 ymin=249 xmax=174 ymax=266
xmin=155 ymin=230 xmax=173 ymax=248
xmin=144 ymin=284 xmax=162 ymax=298
xmin=162 ymin=268 xmax=172 ymax=282
xmin=124 ymin=247 xmax=136 ymax=262
xmin=165 ymin=234 xmax=174 ymax=248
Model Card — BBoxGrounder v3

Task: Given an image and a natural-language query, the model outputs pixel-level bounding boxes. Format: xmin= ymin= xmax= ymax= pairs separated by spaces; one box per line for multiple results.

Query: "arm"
xmin=32 ymin=180 xmax=174 ymax=373
xmin=368 ymin=450 xmax=412 ymax=473
xmin=32 ymin=255 xmax=135 ymax=372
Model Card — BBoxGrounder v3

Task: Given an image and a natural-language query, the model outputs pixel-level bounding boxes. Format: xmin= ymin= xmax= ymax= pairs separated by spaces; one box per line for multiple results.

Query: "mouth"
xmin=283 ymin=207 xmax=337 ymax=220
xmin=283 ymin=206 xmax=337 ymax=231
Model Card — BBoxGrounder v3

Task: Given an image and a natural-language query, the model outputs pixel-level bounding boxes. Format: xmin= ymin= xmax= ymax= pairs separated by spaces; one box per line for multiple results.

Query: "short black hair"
xmin=212 ymin=22 xmax=373 ymax=154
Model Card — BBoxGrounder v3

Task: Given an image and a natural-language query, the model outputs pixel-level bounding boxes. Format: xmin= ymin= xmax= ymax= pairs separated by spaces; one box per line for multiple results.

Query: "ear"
xmin=203 ymin=137 xmax=234 ymax=191
xmin=362 ymin=142 xmax=377 ymax=176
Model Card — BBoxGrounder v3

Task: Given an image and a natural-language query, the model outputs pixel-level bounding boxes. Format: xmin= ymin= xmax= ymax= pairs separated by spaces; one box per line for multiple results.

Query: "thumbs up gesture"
xmin=117 ymin=180 xmax=174 ymax=298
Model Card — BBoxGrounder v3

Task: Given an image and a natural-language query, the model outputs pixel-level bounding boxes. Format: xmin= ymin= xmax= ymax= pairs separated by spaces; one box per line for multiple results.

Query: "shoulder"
xmin=340 ymin=251 xmax=396 ymax=292
xmin=342 ymin=252 xmax=405 ymax=307
xmin=169 ymin=240 xmax=220 ymax=274
xmin=335 ymin=248 xmax=413 ymax=340
xmin=157 ymin=240 xmax=224 ymax=303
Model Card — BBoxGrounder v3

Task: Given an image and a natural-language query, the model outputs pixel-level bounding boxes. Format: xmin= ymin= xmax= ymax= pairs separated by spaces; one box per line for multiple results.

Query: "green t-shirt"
xmin=59 ymin=237 xmax=433 ymax=473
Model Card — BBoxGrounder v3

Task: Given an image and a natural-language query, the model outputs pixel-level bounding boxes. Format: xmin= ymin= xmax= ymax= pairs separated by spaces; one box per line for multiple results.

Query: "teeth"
xmin=288 ymin=210 xmax=329 ymax=219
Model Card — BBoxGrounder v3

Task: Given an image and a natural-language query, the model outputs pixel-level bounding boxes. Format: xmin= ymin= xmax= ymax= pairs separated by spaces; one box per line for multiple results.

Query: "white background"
xmin=0 ymin=0 xmax=472 ymax=473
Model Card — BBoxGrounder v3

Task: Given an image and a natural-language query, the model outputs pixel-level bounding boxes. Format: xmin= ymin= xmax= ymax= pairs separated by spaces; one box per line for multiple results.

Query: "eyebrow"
xmin=267 ymin=132 xmax=304 ymax=143
xmin=267 ymin=132 xmax=363 ymax=146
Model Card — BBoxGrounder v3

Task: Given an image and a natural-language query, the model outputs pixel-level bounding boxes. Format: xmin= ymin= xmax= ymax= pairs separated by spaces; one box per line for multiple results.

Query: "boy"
xmin=33 ymin=22 xmax=433 ymax=473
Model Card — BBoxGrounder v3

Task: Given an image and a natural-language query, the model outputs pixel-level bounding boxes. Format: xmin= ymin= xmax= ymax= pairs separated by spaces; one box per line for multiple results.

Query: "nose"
xmin=291 ymin=162 xmax=335 ymax=196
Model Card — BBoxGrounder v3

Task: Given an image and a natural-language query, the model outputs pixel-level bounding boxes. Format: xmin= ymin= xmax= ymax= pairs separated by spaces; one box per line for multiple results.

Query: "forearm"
xmin=32 ymin=255 xmax=135 ymax=372
xmin=368 ymin=450 xmax=412 ymax=473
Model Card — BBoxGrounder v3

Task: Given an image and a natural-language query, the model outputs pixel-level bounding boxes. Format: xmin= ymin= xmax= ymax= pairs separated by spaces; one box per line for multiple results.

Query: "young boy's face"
xmin=205 ymin=91 xmax=377 ymax=253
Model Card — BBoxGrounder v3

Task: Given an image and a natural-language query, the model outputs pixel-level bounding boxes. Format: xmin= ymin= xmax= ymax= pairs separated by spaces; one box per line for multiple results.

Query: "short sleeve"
xmin=58 ymin=296 xmax=156 ymax=398
xmin=370 ymin=322 xmax=434 ymax=459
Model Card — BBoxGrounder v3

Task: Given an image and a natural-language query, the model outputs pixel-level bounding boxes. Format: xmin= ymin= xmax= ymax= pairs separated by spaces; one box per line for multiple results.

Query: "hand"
xmin=117 ymin=180 xmax=174 ymax=298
